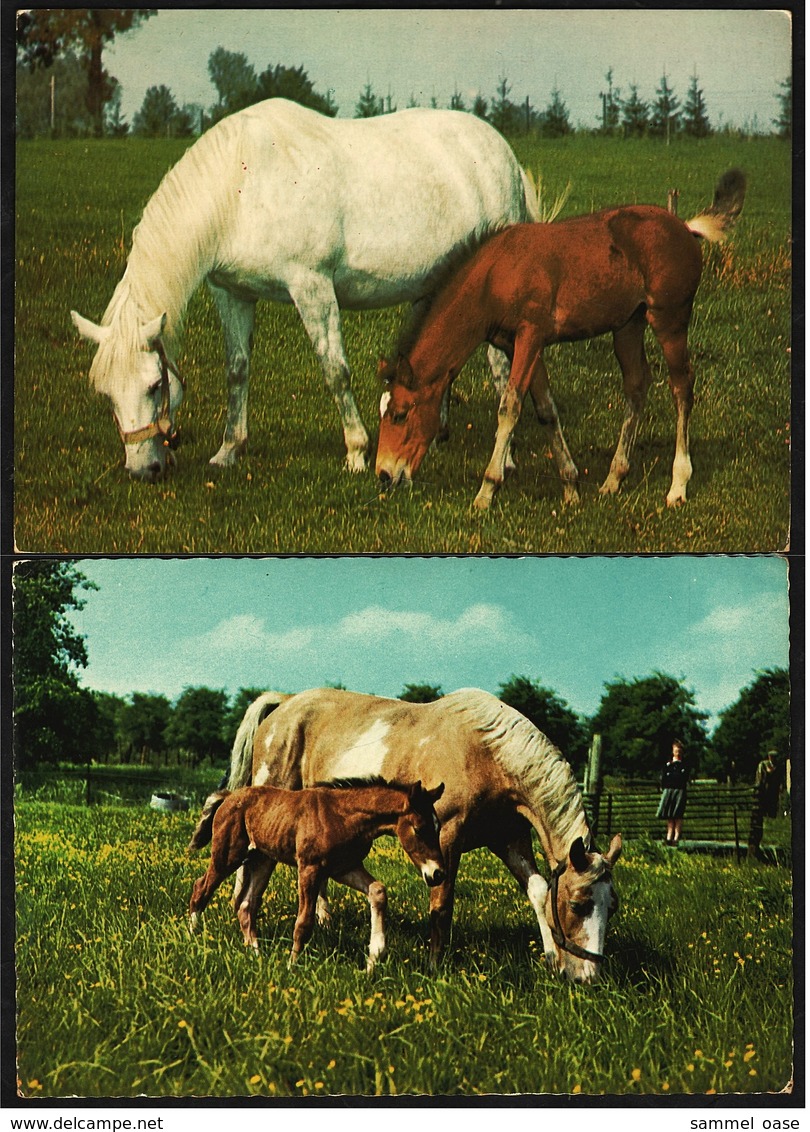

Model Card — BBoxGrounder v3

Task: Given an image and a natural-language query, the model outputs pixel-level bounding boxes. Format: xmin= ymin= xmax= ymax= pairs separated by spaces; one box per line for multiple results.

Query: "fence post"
xmin=583 ymin=734 xmax=603 ymax=835
xmin=747 ymin=785 xmax=764 ymax=860
xmin=733 ymin=807 xmax=741 ymax=864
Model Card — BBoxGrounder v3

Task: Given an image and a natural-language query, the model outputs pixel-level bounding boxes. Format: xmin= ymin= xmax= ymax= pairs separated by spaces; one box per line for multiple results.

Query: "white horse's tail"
xmin=227 ymin=691 xmax=291 ymax=790
xmin=685 ymin=168 xmax=747 ymax=243
xmin=521 ymin=167 xmax=573 ymax=224
xmin=520 ymin=167 xmax=542 ymax=222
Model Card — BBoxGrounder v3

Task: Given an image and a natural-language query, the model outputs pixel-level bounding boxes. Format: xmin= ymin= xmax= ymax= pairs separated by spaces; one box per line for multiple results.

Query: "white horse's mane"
xmin=444 ymin=688 xmax=590 ymax=853
xmin=89 ymin=113 xmax=245 ymax=393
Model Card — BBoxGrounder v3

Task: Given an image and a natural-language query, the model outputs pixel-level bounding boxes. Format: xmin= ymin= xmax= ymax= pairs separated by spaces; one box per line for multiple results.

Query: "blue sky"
xmin=64 ymin=556 xmax=789 ymax=726
xmin=105 ymin=9 xmax=792 ymax=130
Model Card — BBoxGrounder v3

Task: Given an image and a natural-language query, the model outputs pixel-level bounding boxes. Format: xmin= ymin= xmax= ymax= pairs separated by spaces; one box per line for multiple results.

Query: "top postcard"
xmin=14 ymin=8 xmax=792 ymax=553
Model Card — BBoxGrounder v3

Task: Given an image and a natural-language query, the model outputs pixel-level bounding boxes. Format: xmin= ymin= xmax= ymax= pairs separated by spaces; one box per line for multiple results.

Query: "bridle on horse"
xmin=114 ymin=340 xmax=185 ymax=448
xmin=549 ymin=859 xmax=615 ymax=965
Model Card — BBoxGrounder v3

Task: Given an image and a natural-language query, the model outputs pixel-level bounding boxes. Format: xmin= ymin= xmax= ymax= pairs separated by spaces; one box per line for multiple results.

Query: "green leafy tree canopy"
xmin=13 ymin=561 xmax=100 ymax=766
xmin=399 ymin=683 xmax=444 ymax=703
xmin=17 ymin=9 xmax=155 ymax=136
xmin=711 ymin=668 xmax=790 ymax=782
xmin=591 ymin=671 xmax=709 ymax=778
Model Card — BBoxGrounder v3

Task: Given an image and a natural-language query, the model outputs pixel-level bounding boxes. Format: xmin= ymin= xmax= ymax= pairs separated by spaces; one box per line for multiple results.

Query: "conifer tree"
xmin=649 ymin=73 xmax=681 ymax=142
xmin=682 ymin=72 xmax=712 ymax=138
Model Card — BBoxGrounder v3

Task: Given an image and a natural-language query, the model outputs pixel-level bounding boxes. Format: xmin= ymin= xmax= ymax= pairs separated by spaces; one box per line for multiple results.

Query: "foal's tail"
xmin=685 ymin=168 xmax=747 ymax=243
xmin=227 ymin=690 xmax=291 ymax=790
xmin=188 ymin=790 xmax=229 ymax=851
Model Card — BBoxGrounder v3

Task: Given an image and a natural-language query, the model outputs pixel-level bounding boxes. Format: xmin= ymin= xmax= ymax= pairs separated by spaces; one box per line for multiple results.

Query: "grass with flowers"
xmin=14 ymin=134 xmax=791 ymax=553
xmin=15 ymin=800 xmax=793 ymax=1098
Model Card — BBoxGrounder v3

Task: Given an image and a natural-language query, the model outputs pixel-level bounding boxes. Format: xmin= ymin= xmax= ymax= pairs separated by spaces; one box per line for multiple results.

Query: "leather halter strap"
xmin=549 ymin=859 xmax=610 ymax=965
xmin=114 ymin=341 xmax=184 ymax=446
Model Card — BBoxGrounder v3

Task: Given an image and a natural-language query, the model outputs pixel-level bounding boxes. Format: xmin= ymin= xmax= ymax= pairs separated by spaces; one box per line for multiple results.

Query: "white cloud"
xmin=176 ymin=601 xmax=535 ymax=676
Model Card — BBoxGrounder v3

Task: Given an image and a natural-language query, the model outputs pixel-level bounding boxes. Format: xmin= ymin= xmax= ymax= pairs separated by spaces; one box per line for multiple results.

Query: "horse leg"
xmin=316 ymin=877 xmax=332 ymax=927
xmin=600 ymin=309 xmax=652 ymax=496
xmin=333 ymin=865 xmax=389 ymax=972
xmin=235 ymin=851 xmax=277 ymax=952
xmin=189 ymin=836 xmax=247 ymax=934
xmin=207 ymin=282 xmax=256 ymax=467
xmin=486 ymin=345 xmax=517 ymax=473
xmin=290 ymin=863 xmax=323 ymax=964
xmin=526 ymin=357 xmax=580 ymax=504
xmin=427 ymin=831 xmax=462 ymax=968
xmin=473 ymin=329 xmax=544 ymax=510
xmin=648 ymin=308 xmax=695 ymax=506
xmin=288 ymin=273 xmax=370 ymax=472
xmin=491 ymin=833 xmax=559 ymax=971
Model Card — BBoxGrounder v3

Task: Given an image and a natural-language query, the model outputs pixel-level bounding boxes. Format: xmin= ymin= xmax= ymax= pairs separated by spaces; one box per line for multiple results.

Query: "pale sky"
xmin=105 ymin=9 xmax=792 ymax=130
xmin=65 ymin=555 xmax=790 ymax=726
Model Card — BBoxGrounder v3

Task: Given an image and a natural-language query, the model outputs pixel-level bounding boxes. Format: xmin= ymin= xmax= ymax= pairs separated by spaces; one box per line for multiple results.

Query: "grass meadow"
xmin=14 ymin=798 xmax=794 ymax=1099
xmin=14 ymin=134 xmax=791 ymax=553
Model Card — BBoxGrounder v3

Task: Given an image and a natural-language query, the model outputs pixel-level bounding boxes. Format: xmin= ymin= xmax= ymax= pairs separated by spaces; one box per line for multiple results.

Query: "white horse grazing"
xmin=71 ymin=98 xmax=538 ymax=481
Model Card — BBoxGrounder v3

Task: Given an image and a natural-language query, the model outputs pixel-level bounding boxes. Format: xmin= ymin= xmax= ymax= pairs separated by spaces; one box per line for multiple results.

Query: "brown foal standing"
xmin=188 ymin=778 xmax=445 ymax=970
xmin=376 ymin=169 xmax=746 ymax=510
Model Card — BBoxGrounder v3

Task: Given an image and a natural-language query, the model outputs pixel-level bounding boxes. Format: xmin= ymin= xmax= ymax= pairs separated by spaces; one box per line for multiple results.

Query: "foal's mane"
xmin=313 ymin=775 xmax=410 ymax=792
xmin=383 ymin=223 xmax=510 ymax=374
xmin=444 ymin=688 xmax=590 ymax=853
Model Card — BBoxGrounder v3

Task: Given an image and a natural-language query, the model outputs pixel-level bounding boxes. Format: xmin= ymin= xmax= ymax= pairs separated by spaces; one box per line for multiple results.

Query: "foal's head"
xmin=376 ymin=356 xmax=446 ymax=486
xmin=545 ymin=833 xmax=622 ymax=985
xmin=395 ymin=781 xmax=446 ymax=888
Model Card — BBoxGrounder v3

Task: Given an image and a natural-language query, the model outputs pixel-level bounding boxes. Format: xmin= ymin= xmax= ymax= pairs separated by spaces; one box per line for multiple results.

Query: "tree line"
xmin=16 ymin=10 xmax=792 ymax=141
xmin=13 ymin=562 xmax=790 ymax=784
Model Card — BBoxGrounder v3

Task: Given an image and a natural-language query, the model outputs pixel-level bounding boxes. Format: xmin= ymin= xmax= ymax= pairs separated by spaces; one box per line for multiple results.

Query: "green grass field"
xmin=15 ymin=799 xmax=793 ymax=1098
xmin=14 ymin=134 xmax=791 ymax=553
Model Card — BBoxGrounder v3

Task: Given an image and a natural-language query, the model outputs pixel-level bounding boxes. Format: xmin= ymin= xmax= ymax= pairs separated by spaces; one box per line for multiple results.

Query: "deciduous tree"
xmin=208 ymin=47 xmax=257 ymax=122
xmin=590 ymin=672 xmax=709 ymax=778
xmin=13 ymin=561 xmax=99 ymax=766
xmin=16 ymin=9 xmax=154 ymax=136
xmin=166 ymin=687 xmax=229 ymax=766
xmin=711 ymin=668 xmax=790 ymax=782
xmin=399 ymin=683 xmax=444 ymax=703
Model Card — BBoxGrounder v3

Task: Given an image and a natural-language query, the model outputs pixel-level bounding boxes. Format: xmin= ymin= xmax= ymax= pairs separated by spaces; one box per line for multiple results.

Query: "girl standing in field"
xmin=657 ymin=739 xmax=690 ymax=846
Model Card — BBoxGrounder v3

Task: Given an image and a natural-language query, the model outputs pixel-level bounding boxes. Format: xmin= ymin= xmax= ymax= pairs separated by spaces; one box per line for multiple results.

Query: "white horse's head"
xmin=71 ymin=310 xmax=184 ymax=482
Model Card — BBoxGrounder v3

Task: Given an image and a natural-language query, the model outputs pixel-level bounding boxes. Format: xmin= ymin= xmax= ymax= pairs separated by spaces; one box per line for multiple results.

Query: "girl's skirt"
xmin=656 ymin=787 xmax=687 ymax=819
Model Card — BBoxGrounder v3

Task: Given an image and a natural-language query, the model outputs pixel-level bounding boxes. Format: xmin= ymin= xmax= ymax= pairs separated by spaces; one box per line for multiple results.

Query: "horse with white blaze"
xmin=71 ymin=98 xmax=538 ymax=481
xmin=228 ymin=686 xmax=622 ymax=983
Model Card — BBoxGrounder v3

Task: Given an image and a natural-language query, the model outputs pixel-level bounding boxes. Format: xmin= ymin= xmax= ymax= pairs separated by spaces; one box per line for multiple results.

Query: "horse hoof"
xmin=209 ymin=446 xmax=244 ymax=467
xmin=473 ymin=489 xmax=494 ymax=510
xmin=598 ymin=479 xmax=621 ymax=497
xmin=666 ymin=492 xmax=687 ymax=508
xmin=345 ymin=451 xmax=368 ymax=473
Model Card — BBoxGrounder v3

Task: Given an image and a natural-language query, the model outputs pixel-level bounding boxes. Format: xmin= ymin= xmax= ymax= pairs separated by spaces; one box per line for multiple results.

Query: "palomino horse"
xmin=228 ymin=687 xmax=622 ymax=983
xmin=188 ymin=778 xmax=445 ymax=971
xmin=70 ymin=98 xmax=538 ymax=482
xmin=376 ymin=169 xmax=746 ymax=509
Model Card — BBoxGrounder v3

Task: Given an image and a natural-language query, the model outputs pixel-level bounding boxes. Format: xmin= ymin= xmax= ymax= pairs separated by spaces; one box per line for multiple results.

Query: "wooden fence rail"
xmin=18 ymin=770 xmax=773 ymax=858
